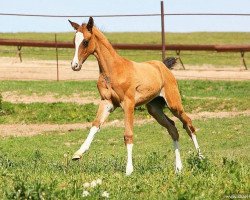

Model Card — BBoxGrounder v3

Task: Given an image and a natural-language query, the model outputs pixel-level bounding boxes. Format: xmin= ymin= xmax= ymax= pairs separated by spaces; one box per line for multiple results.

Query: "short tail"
xmin=163 ymin=57 xmax=178 ymax=70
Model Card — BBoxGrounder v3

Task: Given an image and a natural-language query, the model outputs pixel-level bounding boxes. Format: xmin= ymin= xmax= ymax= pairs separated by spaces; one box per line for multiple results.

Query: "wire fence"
xmin=1 ymin=13 xmax=250 ymax=17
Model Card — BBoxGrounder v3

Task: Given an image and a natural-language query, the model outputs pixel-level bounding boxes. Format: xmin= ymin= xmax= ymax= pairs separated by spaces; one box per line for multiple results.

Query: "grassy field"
xmin=0 ymin=80 xmax=249 ymax=124
xmin=0 ymin=116 xmax=249 ymax=199
xmin=0 ymin=79 xmax=249 ymax=199
xmin=0 ymin=32 xmax=249 ymax=66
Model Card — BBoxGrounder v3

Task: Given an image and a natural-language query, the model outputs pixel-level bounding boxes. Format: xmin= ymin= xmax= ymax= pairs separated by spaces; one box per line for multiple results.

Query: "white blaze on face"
xmin=72 ymin=32 xmax=84 ymax=67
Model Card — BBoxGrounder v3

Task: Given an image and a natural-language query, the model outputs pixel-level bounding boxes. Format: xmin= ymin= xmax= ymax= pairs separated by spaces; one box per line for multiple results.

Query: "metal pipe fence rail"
xmin=0 ymin=38 xmax=249 ymax=70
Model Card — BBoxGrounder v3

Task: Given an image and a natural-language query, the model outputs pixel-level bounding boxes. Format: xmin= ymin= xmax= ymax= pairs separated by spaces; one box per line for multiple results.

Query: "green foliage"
xmin=6 ymin=177 xmax=56 ymax=200
xmin=187 ymin=154 xmax=212 ymax=174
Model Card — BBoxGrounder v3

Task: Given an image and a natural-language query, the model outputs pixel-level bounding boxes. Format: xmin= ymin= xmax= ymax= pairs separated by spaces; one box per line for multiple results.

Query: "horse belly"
xmin=134 ymin=84 xmax=161 ymax=106
xmin=133 ymin=66 xmax=163 ymax=106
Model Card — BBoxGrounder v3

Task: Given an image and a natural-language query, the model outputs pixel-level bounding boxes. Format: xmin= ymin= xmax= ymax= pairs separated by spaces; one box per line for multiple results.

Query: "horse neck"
xmin=93 ymin=28 xmax=123 ymax=76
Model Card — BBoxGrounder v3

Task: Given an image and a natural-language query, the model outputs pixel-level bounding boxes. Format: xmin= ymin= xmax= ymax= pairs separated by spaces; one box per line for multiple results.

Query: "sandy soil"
xmin=2 ymin=91 xmax=100 ymax=105
xmin=1 ymin=110 xmax=249 ymax=137
xmin=0 ymin=57 xmax=249 ymax=81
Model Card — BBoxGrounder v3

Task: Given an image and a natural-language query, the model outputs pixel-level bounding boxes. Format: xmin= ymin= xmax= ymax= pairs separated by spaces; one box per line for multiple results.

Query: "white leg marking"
xmin=72 ymin=101 xmax=114 ymax=160
xmin=191 ymin=133 xmax=199 ymax=150
xmin=126 ymin=144 xmax=134 ymax=176
xmin=72 ymin=126 xmax=99 ymax=159
xmin=79 ymin=126 xmax=99 ymax=153
xmin=191 ymin=133 xmax=204 ymax=159
xmin=72 ymin=32 xmax=84 ymax=67
xmin=173 ymin=141 xmax=182 ymax=173
xmin=100 ymin=102 xmax=114 ymax=124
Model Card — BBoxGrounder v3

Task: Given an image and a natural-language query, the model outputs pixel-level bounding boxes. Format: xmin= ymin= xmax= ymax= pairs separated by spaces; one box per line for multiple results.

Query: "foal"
xmin=69 ymin=17 xmax=203 ymax=175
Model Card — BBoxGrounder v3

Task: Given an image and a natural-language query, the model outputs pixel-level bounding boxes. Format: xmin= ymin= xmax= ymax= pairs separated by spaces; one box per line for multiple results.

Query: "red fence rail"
xmin=0 ymin=38 xmax=249 ymax=71
xmin=1 ymin=38 xmax=250 ymax=52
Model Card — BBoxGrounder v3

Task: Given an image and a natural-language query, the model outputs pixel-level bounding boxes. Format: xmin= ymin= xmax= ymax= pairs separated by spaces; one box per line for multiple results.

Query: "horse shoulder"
xmin=97 ymin=75 xmax=112 ymax=100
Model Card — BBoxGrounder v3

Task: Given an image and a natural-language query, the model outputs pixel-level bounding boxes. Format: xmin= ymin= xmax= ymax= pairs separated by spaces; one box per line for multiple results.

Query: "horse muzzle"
xmin=71 ymin=62 xmax=82 ymax=71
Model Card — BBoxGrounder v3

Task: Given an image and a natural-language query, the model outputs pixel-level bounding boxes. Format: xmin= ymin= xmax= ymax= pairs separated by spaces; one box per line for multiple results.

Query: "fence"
xmin=0 ymin=37 xmax=249 ymax=66
xmin=0 ymin=1 xmax=249 ymax=81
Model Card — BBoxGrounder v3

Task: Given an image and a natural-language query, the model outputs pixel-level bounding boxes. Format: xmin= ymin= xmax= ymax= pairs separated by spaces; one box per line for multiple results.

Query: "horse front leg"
xmin=123 ymin=99 xmax=135 ymax=176
xmin=72 ymin=99 xmax=115 ymax=160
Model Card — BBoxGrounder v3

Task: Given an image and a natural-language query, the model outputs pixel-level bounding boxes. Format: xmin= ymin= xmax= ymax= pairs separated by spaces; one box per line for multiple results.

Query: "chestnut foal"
xmin=69 ymin=17 xmax=203 ymax=175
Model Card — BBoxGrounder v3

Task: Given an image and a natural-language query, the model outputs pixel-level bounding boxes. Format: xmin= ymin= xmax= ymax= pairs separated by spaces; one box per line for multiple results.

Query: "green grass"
xmin=0 ymin=79 xmax=249 ymax=199
xmin=0 ymin=80 xmax=249 ymax=124
xmin=0 ymin=80 xmax=249 ymax=98
xmin=0 ymin=32 xmax=249 ymax=65
xmin=0 ymin=115 xmax=249 ymax=199
xmin=0 ymin=80 xmax=98 ymax=97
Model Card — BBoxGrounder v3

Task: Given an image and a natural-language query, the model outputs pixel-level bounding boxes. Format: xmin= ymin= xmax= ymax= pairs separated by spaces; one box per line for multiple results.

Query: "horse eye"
xmin=83 ymin=40 xmax=89 ymax=47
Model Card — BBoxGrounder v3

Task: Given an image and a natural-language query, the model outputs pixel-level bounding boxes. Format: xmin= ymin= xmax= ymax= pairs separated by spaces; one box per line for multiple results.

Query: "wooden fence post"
xmin=55 ymin=34 xmax=59 ymax=81
xmin=240 ymin=51 xmax=248 ymax=70
xmin=17 ymin=46 xmax=22 ymax=62
xmin=161 ymin=1 xmax=166 ymax=62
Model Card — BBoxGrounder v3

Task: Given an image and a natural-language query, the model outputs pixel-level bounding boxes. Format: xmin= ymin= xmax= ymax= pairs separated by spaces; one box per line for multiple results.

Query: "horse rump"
xmin=163 ymin=57 xmax=178 ymax=70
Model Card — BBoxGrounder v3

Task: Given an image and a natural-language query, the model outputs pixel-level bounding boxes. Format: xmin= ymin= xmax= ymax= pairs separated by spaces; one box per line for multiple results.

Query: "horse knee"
xmin=124 ymin=134 xmax=133 ymax=145
xmin=180 ymin=113 xmax=196 ymax=136
xmin=92 ymin=119 xmax=101 ymax=127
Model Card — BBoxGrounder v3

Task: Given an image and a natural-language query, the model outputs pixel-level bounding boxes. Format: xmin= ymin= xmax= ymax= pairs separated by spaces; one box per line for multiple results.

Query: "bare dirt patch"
xmin=2 ymin=91 xmax=100 ymax=105
xmin=1 ymin=110 xmax=249 ymax=137
xmin=0 ymin=57 xmax=249 ymax=81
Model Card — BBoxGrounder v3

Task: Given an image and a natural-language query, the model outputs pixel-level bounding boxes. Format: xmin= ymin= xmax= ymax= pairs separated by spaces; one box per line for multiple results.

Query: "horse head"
xmin=68 ymin=17 xmax=95 ymax=71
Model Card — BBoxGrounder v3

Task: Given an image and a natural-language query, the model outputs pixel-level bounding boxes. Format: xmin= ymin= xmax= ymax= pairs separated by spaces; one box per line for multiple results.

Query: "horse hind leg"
xmin=146 ymin=97 xmax=183 ymax=172
xmin=166 ymin=99 xmax=204 ymax=159
xmin=161 ymin=84 xmax=204 ymax=159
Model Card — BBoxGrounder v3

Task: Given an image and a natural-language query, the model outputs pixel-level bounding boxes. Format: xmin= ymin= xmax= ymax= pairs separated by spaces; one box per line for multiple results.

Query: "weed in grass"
xmin=0 ymin=153 xmax=15 ymax=169
xmin=186 ymin=153 xmax=212 ymax=174
xmin=6 ymin=177 xmax=58 ymax=200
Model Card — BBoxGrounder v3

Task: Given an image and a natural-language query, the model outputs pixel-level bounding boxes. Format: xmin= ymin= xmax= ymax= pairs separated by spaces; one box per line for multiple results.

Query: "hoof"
xmin=72 ymin=153 xmax=82 ymax=161
xmin=126 ymin=165 xmax=134 ymax=176
xmin=175 ymin=166 xmax=182 ymax=174
xmin=198 ymin=154 xmax=205 ymax=160
xmin=175 ymin=162 xmax=183 ymax=174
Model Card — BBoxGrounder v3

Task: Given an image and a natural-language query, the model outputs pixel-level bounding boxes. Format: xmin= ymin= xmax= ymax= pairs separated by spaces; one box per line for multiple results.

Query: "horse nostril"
xmin=71 ymin=62 xmax=78 ymax=68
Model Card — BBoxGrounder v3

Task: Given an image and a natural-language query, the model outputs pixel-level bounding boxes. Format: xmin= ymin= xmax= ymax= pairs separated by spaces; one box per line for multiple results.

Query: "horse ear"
xmin=87 ymin=17 xmax=94 ymax=32
xmin=68 ymin=20 xmax=80 ymax=30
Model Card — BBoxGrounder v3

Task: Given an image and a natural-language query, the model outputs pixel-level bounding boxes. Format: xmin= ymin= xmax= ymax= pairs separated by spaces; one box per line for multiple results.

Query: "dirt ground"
xmin=2 ymin=91 xmax=101 ymax=105
xmin=1 ymin=110 xmax=249 ymax=137
xmin=0 ymin=57 xmax=249 ymax=81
